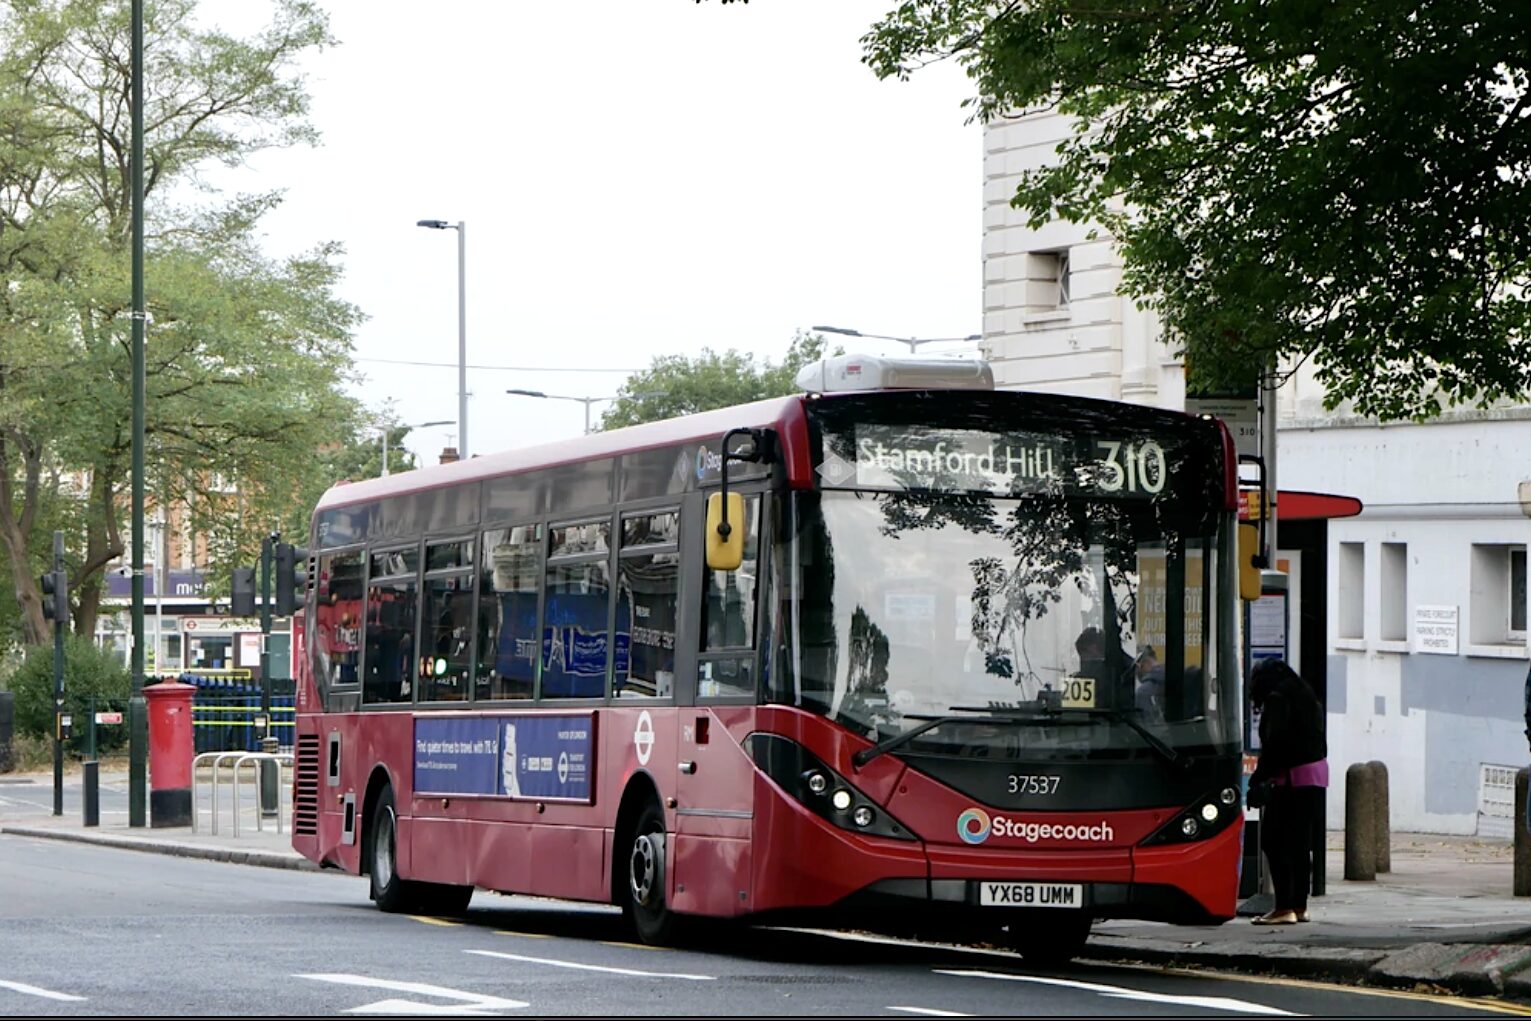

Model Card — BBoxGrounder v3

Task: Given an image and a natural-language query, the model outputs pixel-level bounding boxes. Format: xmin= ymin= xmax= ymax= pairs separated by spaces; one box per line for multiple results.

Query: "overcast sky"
xmin=201 ymin=1 xmax=980 ymax=467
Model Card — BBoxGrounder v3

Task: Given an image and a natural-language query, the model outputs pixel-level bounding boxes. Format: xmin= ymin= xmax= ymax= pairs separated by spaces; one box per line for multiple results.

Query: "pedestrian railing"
xmin=192 ymin=750 xmax=293 ymax=837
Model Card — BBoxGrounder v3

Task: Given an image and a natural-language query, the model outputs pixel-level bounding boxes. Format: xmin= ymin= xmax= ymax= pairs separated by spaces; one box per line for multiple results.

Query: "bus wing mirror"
xmin=1238 ymin=523 xmax=1262 ymax=601
xmin=706 ymin=492 xmax=745 ymax=572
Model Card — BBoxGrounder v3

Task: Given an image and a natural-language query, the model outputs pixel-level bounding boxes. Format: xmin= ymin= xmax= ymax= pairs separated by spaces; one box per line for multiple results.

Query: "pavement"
xmin=6 ymin=766 xmax=1531 ymax=1003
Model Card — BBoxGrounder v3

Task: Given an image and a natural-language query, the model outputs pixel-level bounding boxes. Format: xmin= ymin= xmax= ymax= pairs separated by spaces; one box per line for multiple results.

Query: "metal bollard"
xmin=259 ymin=735 xmax=281 ymax=820
xmin=1367 ymin=760 xmax=1391 ymax=873
xmin=1515 ymin=768 xmax=1531 ymax=897
xmin=1344 ymin=762 xmax=1376 ymax=881
xmin=82 ymin=760 xmax=99 ymax=828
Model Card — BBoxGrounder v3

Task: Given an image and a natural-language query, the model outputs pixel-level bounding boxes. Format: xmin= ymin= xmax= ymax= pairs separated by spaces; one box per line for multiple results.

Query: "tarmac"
xmin=6 ymin=766 xmax=1531 ymax=1003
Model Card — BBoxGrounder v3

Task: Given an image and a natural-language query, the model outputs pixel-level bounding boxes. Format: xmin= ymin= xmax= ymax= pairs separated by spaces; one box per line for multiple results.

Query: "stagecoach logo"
xmin=695 ymin=445 xmax=723 ymax=482
xmin=957 ymin=807 xmax=1116 ymax=845
xmin=957 ymin=807 xmax=992 ymax=845
xmin=633 ymin=710 xmax=655 ymax=766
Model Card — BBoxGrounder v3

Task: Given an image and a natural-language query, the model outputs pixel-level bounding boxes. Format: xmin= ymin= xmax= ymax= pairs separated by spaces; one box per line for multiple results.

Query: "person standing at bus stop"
xmin=1247 ymin=657 xmax=1328 ymax=925
xmin=1522 ymin=660 xmax=1531 ymax=834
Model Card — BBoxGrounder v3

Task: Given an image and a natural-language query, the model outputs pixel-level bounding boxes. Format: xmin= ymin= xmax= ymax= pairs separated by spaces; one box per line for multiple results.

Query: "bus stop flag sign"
xmin=414 ymin=715 xmax=592 ymax=801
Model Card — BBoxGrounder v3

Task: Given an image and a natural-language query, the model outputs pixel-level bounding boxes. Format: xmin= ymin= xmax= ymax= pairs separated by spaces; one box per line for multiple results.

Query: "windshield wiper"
xmin=950 ymin=704 xmax=1186 ymax=770
xmin=851 ymin=713 xmax=1036 ymax=769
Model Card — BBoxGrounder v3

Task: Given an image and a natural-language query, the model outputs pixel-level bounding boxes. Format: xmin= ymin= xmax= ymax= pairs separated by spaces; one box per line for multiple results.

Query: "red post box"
xmin=144 ymin=680 xmax=195 ymax=828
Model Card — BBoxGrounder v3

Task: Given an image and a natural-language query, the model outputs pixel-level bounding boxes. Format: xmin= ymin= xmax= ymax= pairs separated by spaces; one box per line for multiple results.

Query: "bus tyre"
xmin=1006 ymin=911 xmax=1092 ymax=967
xmin=369 ymin=788 xmax=415 ymax=913
xmin=624 ymin=801 xmax=680 ymax=945
xmin=368 ymin=787 xmax=472 ymax=916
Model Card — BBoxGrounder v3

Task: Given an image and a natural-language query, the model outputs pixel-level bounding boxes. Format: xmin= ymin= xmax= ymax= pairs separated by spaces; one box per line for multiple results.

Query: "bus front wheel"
xmin=368 ymin=786 xmax=472 ymax=916
xmin=623 ymin=801 xmax=681 ymax=945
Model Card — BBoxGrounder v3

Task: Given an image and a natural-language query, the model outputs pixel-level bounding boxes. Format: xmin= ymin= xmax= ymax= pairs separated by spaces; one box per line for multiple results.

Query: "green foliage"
xmin=0 ymin=0 xmax=364 ymax=643
xmin=600 ymin=331 xmax=836 ymax=429
xmin=864 ymin=1 xmax=1531 ymax=420
xmin=6 ymin=637 xmax=132 ymax=752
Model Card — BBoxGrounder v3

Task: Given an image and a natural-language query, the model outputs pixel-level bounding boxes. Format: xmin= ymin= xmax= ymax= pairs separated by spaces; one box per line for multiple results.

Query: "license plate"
xmin=980 ymin=881 xmax=1084 ymax=908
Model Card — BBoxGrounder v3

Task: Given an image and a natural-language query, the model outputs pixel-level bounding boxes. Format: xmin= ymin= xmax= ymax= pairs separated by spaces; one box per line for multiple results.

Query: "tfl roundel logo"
xmin=957 ymin=807 xmax=992 ymax=845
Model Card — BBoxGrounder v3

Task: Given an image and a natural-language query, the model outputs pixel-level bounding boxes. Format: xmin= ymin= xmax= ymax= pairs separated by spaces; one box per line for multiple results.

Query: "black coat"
xmin=1251 ymin=673 xmax=1327 ymax=788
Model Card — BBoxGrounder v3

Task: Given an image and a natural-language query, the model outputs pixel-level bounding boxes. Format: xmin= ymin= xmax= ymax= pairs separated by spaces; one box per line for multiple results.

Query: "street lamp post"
xmin=506 ymin=389 xmax=667 ymax=434
xmin=373 ymin=419 xmax=452 ymax=476
xmin=812 ymin=324 xmax=981 ymax=355
xmin=416 ymin=219 xmax=468 ymax=457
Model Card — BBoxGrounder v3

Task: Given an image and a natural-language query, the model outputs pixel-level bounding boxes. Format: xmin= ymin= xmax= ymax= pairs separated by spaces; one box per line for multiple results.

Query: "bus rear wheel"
xmin=368 ymin=786 xmax=472 ymax=916
xmin=623 ymin=801 xmax=681 ymax=945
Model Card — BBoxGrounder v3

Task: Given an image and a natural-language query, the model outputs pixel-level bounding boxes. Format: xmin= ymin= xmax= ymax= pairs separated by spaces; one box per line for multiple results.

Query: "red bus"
xmin=291 ymin=353 xmax=1243 ymax=962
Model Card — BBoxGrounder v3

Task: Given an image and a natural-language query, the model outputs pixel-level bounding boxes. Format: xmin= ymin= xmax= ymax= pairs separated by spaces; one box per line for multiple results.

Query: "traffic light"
xmin=38 ymin=570 xmax=67 ymax=627
xmin=274 ymin=542 xmax=310 ymax=617
xmin=231 ymin=566 xmax=257 ymax=617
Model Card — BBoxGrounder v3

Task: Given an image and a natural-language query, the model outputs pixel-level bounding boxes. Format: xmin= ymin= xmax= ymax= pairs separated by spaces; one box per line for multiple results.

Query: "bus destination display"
xmin=821 ymin=425 xmax=1177 ymax=498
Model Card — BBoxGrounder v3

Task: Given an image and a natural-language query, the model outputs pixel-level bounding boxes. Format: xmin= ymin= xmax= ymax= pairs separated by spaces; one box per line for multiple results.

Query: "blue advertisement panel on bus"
xmin=414 ymin=714 xmax=594 ymax=801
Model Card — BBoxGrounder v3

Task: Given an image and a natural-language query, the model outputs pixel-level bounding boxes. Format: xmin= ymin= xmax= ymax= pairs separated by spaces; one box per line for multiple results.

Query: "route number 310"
xmin=1095 ymin=440 xmax=1167 ymax=495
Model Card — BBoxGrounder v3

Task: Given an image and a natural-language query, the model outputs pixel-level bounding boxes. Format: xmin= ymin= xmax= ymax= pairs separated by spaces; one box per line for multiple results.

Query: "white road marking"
xmin=934 ymin=970 xmax=1299 ymax=1016
xmin=888 ymin=1007 xmax=972 ymax=1017
xmin=295 ymin=973 xmax=527 ymax=1015
xmin=467 ymin=948 xmax=715 ymax=981
xmin=0 ymin=979 xmax=87 ymax=1002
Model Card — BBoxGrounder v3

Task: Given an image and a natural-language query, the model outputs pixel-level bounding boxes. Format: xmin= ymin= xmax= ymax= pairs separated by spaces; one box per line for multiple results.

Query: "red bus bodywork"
xmin=292 ymin=391 xmax=1243 ymax=933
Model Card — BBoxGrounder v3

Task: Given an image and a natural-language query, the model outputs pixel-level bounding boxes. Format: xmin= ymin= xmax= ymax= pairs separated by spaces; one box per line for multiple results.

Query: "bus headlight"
xmin=744 ymin=732 xmax=915 ymax=841
xmin=1139 ymin=785 xmax=1243 ymax=847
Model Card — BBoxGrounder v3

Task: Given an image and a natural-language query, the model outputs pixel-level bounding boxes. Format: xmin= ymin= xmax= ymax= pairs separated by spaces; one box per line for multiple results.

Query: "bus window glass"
xmin=313 ymin=550 xmax=362 ymax=690
xmin=699 ymin=656 xmax=753 ymax=699
xmin=616 ymin=552 xmax=678 ymax=698
xmin=364 ymin=577 xmax=418 ymax=704
xmin=622 ymin=511 xmax=680 ymax=548
xmin=703 ymin=495 xmax=759 ymax=651
xmin=371 ymin=546 xmax=418 ymax=579
xmin=419 ymin=574 xmax=473 ymax=702
xmin=542 ymin=558 xmax=611 ymax=699
xmin=548 ymin=520 xmax=609 ymax=559
xmin=478 ymin=525 xmax=541 ymax=701
xmin=426 ymin=538 xmax=474 ymax=573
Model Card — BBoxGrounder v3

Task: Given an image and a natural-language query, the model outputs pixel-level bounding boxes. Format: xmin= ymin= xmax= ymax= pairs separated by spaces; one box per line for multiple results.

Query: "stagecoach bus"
xmin=290 ymin=353 xmax=1242 ymax=961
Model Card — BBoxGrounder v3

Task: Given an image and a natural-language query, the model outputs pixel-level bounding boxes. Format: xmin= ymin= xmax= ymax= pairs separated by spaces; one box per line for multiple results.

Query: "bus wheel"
xmin=368 ymin=786 xmax=474 ymax=916
xmin=368 ymin=787 xmax=414 ymax=912
xmin=624 ymin=801 xmax=680 ymax=945
xmin=1005 ymin=911 xmax=1092 ymax=967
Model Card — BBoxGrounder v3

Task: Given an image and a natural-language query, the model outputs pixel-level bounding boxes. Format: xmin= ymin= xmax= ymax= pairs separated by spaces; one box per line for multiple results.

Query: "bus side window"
xmin=616 ymin=510 xmax=680 ymax=700
xmin=700 ymin=495 xmax=759 ymax=699
xmin=363 ymin=546 xmax=419 ymax=705
xmin=477 ymin=525 xmax=540 ymax=701
xmin=313 ymin=550 xmax=362 ymax=693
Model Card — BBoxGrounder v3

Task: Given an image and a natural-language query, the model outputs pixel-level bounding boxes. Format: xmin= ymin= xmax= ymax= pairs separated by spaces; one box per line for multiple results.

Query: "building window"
xmin=1338 ymin=541 xmax=1364 ymax=640
xmin=1380 ymin=542 xmax=1407 ymax=642
xmin=1470 ymin=543 xmax=1527 ymax=646
xmin=1026 ymin=249 xmax=1071 ymax=313
xmin=1512 ymin=546 xmax=1527 ymax=639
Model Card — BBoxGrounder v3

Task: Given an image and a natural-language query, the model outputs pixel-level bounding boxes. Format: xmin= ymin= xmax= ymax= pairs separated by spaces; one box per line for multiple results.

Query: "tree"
xmin=600 ymin=331 xmax=834 ymax=429
xmin=864 ymin=1 xmax=1531 ymax=420
xmin=0 ymin=0 xmax=362 ymax=644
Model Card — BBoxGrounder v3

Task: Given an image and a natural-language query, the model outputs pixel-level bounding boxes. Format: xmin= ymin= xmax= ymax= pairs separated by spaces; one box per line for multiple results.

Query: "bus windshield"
xmin=786 ymin=487 xmax=1239 ymax=760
